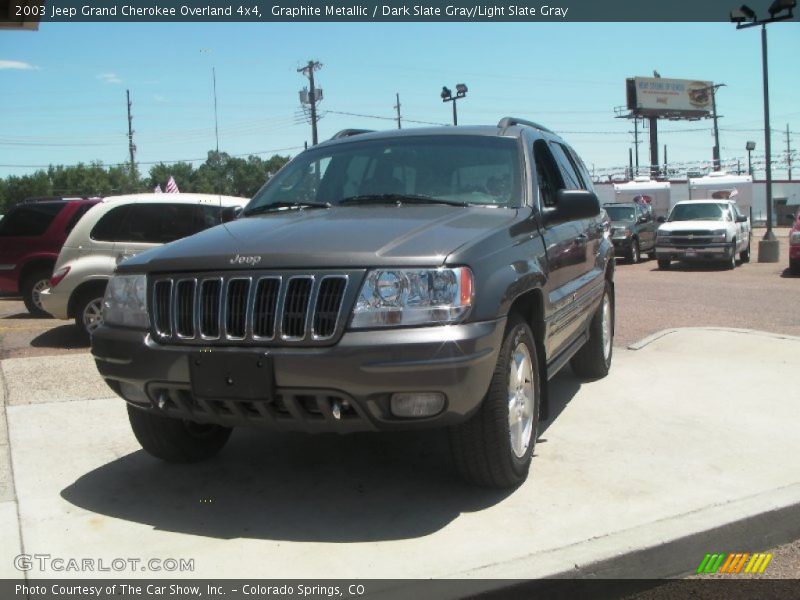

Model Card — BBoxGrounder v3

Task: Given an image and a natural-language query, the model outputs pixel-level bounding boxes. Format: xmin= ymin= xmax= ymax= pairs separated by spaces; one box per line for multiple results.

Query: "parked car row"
xmin=604 ymin=199 xmax=754 ymax=271
xmin=0 ymin=194 xmax=248 ymax=336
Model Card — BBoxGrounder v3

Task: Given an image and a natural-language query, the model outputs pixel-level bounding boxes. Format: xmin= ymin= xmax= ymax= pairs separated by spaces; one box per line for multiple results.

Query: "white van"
xmin=40 ymin=193 xmax=248 ymax=337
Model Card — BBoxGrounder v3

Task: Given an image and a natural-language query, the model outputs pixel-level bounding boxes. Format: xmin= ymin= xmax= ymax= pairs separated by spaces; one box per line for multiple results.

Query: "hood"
xmin=609 ymin=219 xmax=634 ymax=227
xmin=658 ymin=220 xmax=727 ymax=233
xmin=117 ymin=205 xmax=519 ymax=272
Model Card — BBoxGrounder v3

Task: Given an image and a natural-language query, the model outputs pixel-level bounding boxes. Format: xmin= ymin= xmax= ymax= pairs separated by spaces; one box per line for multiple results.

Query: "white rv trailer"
xmin=688 ymin=172 xmax=753 ymax=215
xmin=612 ymin=177 xmax=672 ymax=219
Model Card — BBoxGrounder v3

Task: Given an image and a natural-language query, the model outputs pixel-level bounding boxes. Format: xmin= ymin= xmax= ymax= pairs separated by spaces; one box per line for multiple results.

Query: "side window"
xmin=548 ymin=142 xmax=583 ymax=190
xmin=567 ymin=146 xmax=595 ymax=192
xmin=0 ymin=202 xmax=63 ymax=237
xmin=126 ymin=203 xmax=214 ymax=244
xmin=90 ymin=205 xmax=130 ymax=242
xmin=64 ymin=203 xmax=95 ymax=235
xmin=533 ymin=139 xmax=564 ymax=208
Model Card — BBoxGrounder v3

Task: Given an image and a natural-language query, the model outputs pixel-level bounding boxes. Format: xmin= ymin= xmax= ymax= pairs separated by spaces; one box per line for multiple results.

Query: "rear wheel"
xmin=21 ymin=267 xmax=52 ymax=317
xmin=74 ymin=289 xmax=106 ymax=338
xmin=790 ymin=259 xmax=800 ymax=276
xmin=657 ymin=258 xmax=671 ymax=270
xmin=127 ymin=405 xmax=232 ymax=463
xmin=449 ymin=313 xmax=540 ymax=488
xmin=570 ymin=282 xmax=614 ymax=380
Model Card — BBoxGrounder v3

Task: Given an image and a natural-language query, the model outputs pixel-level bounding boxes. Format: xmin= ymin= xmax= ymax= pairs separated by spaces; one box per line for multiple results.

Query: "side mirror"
xmin=221 ymin=206 xmax=243 ymax=223
xmin=735 ymin=215 xmax=748 ymax=223
xmin=541 ymin=190 xmax=599 ymax=226
xmin=657 ymin=216 xmax=666 ymax=224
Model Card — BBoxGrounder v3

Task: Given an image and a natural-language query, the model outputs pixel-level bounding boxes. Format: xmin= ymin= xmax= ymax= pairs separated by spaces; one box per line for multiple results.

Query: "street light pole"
xmin=759 ymin=23 xmax=774 ymax=240
xmin=709 ymin=84 xmax=726 ymax=171
xmin=730 ymin=0 xmax=795 ymax=262
xmin=441 ymin=84 xmax=468 ymax=126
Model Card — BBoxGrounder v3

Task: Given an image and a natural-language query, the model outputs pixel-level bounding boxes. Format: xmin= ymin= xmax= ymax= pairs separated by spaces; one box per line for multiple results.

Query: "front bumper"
xmin=655 ymin=242 xmax=734 ymax=262
xmin=611 ymin=237 xmax=633 ymax=255
xmin=92 ymin=319 xmax=505 ymax=433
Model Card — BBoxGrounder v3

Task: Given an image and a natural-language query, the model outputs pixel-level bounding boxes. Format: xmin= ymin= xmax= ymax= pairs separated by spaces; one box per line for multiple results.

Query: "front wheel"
xmin=127 ymin=405 xmax=232 ymax=463
xmin=740 ymin=242 xmax=751 ymax=263
xmin=657 ymin=258 xmax=671 ymax=270
xmin=726 ymin=241 xmax=737 ymax=270
xmin=629 ymin=239 xmax=640 ymax=264
xmin=570 ymin=282 xmax=614 ymax=380
xmin=449 ymin=314 xmax=540 ymax=488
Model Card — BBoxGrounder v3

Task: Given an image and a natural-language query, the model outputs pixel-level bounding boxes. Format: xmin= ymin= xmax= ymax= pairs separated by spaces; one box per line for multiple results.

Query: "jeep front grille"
xmin=150 ymin=272 xmax=355 ymax=346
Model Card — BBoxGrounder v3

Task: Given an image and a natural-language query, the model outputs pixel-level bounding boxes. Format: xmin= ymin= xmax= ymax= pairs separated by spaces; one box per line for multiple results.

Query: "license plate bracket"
xmin=189 ymin=351 xmax=274 ymax=401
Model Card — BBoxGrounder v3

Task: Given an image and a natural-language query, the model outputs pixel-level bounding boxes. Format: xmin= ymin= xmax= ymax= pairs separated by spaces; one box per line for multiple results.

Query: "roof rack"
xmin=497 ymin=117 xmax=553 ymax=134
xmin=330 ymin=129 xmax=375 ymax=140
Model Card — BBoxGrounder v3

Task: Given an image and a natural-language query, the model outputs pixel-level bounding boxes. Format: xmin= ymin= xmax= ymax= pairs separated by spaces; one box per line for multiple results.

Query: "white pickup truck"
xmin=655 ymin=200 xmax=751 ymax=270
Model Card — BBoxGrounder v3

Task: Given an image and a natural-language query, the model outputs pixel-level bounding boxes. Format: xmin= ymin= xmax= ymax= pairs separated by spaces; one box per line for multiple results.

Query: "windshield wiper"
xmin=243 ymin=201 xmax=331 ymax=216
xmin=338 ymin=194 xmax=471 ymax=207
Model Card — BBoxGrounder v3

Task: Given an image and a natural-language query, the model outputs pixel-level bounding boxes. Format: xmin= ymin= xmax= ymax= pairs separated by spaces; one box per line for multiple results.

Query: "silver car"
xmin=41 ymin=193 xmax=248 ymax=337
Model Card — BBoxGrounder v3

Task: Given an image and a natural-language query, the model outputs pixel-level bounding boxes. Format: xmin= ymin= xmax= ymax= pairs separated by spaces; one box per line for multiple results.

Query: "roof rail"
xmin=330 ymin=129 xmax=375 ymax=140
xmin=497 ymin=117 xmax=553 ymax=134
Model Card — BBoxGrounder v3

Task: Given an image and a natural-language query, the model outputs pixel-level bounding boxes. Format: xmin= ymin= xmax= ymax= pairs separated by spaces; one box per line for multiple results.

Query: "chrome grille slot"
xmin=225 ymin=278 xmax=250 ymax=339
xmin=150 ymin=271 xmax=352 ymax=347
xmin=153 ymin=280 xmax=173 ymax=336
xmin=175 ymin=280 xmax=196 ymax=338
xmin=253 ymin=278 xmax=280 ymax=339
xmin=282 ymin=277 xmax=313 ymax=339
xmin=199 ymin=279 xmax=222 ymax=338
xmin=313 ymin=276 xmax=347 ymax=339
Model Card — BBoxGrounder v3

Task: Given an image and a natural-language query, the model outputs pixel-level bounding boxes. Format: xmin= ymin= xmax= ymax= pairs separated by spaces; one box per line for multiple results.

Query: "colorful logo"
xmin=696 ymin=552 xmax=773 ymax=574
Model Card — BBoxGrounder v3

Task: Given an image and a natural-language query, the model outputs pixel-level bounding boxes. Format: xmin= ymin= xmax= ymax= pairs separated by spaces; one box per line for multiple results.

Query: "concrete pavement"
xmin=1 ymin=328 xmax=799 ymax=581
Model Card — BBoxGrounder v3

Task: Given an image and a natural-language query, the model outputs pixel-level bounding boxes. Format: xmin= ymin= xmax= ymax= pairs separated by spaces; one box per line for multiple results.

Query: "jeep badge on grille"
xmin=230 ymin=254 xmax=262 ymax=266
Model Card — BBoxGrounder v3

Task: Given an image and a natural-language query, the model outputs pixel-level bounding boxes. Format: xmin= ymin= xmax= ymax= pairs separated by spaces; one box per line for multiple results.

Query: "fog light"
xmin=119 ymin=381 xmax=150 ymax=406
xmin=390 ymin=393 xmax=445 ymax=418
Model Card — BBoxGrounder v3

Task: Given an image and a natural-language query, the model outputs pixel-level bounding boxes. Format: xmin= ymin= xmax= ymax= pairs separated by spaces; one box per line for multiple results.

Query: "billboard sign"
xmin=626 ymin=77 xmax=713 ymax=118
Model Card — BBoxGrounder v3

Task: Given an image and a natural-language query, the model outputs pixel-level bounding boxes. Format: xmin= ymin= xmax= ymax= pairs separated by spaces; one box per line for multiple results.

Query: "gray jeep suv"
xmin=92 ymin=118 xmax=615 ymax=488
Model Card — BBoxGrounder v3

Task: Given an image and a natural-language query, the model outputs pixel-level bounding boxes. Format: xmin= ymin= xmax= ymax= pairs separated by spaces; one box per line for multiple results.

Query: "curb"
xmin=627 ymin=327 xmax=800 ymax=351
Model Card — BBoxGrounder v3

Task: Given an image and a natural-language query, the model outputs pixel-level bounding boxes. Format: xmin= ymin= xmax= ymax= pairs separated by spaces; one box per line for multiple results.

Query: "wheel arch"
xmin=67 ymin=278 xmax=110 ymax=319
xmin=506 ymin=288 xmax=549 ymax=421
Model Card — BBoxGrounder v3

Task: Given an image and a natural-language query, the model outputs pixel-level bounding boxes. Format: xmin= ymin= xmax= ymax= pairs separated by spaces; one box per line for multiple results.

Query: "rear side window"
xmin=0 ymin=202 xmax=64 ymax=237
xmin=64 ymin=203 xmax=96 ymax=235
xmin=90 ymin=203 xmax=224 ymax=244
xmin=549 ymin=142 xmax=583 ymax=190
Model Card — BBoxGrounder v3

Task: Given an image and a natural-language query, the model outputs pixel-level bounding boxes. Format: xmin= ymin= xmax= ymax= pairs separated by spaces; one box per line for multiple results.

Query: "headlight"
xmin=612 ymin=227 xmax=631 ymax=238
xmin=103 ymin=274 xmax=148 ymax=329
xmin=711 ymin=229 xmax=726 ymax=242
xmin=351 ymin=267 xmax=473 ymax=328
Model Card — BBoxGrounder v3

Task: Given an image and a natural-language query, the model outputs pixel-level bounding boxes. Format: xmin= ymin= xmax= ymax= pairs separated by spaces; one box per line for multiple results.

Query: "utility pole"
xmin=394 ymin=93 xmax=402 ymax=129
xmin=663 ymin=145 xmax=668 ymax=176
xmin=126 ymin=89 xmax=136 ymax=184
xmin=298 ymin=60 xmax=322 ymax=145
xmin=212 ymin=67 xmax=219 ymax=153
xmin=632 ymin=118 xmax=641 ymax=176
xmin=786 ymin=124 xmax=793 ymax=180
xmin=648 ymin=117 xmax=659 ymax=179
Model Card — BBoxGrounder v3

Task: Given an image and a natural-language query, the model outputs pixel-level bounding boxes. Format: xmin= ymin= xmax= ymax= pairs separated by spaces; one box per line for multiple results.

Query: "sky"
xmin=1 ymin=20 xmax=799 ymax=181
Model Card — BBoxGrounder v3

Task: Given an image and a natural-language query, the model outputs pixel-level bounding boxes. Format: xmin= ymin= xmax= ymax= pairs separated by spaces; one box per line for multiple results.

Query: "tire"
xmin=570 ymin=282 xmax=614 ymax=380
xmin=740 ymin=243 xmax=751 ymax=263
xmin=647 ymin=251 xmax=656 ymax=260
xmin=74 ymin=289 xmax=106 ymax=338
xmin=449 ymin=313 xmax=540 ymax=488
xmin=21 ymin=267 xmax=53 ymax=317
xmin=726 ymin=241 xmax=737 ymax=270
xmin=790 ymin=259 xmax=800 ymax=276
xmin=657 ymin=258 xmax=670 ymax=270
xmin=628 ymin=239 xmax=640 ymax=264
xmin=127 ymin=404 xmax=232 ymax=463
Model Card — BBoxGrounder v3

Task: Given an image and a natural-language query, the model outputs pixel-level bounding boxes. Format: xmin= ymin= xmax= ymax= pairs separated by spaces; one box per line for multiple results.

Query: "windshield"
xmin=605 ymin=206 xmax=636 ymax=221
xmin=668 ymin=203 xmax=729 ymax=222
xmin=246 ymin=135 xmax=521 ymax=215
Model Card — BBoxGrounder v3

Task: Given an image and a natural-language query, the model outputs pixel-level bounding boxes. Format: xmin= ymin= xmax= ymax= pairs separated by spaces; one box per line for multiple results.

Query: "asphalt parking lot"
xmin=0 ymin=226 xmax=798 ymax=584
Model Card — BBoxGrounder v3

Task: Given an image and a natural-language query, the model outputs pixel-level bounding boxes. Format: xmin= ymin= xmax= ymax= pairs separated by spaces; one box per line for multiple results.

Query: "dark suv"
xmin=92 ymin=118 xmax=615 ymax=488
xmin=603 ymin=202 xmax=657 ymax=263
xmin=0 ymin=197 xmax=101 ymax=315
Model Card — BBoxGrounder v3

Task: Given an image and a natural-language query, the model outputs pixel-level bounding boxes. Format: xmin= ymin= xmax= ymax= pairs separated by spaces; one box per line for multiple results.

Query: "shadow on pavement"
xmin=30 ymin=324 xmax=89 ymax=349
xmin=60 ymin=374 xmax=583 ymax=543
xmin=1 ymin=312 xmax=48 ymax=320
xmin=648 ymin=261 xmax=733 ymax=272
